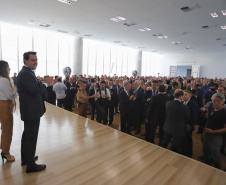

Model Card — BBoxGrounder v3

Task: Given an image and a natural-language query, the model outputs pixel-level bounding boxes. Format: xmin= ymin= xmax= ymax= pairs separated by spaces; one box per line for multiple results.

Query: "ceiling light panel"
xmin=138 ymin=27 xmax=151 ymax=32
xmin=57 ymin=0 xmax=78 ymax=5
xmin=210 ymin=12 xmax=218 ymax=18
xmin=221 ymin=26 xmax=226 ymax=30
xmin=110 ymin=16 xmax=126 ymax=22
xmin=222 ymin=10 xmax=226 ymax=15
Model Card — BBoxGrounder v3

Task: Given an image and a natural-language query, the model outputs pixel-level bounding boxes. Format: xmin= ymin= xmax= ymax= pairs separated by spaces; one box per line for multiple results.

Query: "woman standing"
xmin=0 ymin=60 xmax=17 ymax=162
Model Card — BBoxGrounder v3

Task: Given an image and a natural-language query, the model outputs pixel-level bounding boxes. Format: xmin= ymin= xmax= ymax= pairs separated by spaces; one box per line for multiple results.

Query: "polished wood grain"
xmin=0 ymin=101 xmax=226 ymax=185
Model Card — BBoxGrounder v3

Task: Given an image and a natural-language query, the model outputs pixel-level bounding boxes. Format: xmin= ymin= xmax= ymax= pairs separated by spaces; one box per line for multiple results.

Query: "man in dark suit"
xmin=107 ymin=80 xmax=117 ymax=125
xmin=131 ymin=80 xmax=145 ymax=134
xmin=64 ymin=77 xmax=75 ymax=111
xmin=17 ymin=51 xmax=51 ymax=173
xmin=161 ymin=89 xmax=190 ymax=153
xmin=146 ymin=85 xmax=171 ymax=145
xmin=118 ymin=81 xmax=133 ymax=135
xmin=181 ymin=90 xmax=199 ymax=157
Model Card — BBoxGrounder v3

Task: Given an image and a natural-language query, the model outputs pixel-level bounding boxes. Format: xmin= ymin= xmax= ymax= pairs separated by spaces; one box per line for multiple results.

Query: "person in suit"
xmin=0 ymin=60 xmax=18 ymax=162
xmin=17 ymin=51 xmax=52 ymax=173
xmin=146 ymin=85 xmax=171 ymax=145
xmin=161 ymin=89 xmax=190 ymax=153
xmin=107 ymin=80 xmax=117 ymax=125
xmin=181 ymin=90 xmax=199 ymax=157
xmin=131 ymin=80 xmax=145 ymax=134
xmin=89 ymin=82 xmax=100 ymax=121
xmin=118 ymin=80 xmax=133 ymax=135
xmin=113 ymin=80 xmax=120 ymax=113
xmin=64 ymin=77 xmax=75 ymax=111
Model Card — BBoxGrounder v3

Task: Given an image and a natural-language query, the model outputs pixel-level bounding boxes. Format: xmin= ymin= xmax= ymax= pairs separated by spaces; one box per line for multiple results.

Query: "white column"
xmin=135 ymin=51 xmax=142 ymax=76
xmin=70 ymin=37 xmax=83 ymax=75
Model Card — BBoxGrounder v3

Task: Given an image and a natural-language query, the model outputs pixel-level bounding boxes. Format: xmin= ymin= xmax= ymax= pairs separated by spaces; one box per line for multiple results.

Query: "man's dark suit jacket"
xmin=88 ymin=88 xmax=96 ymax=106
xmin=119 ymin=89 xmax=131 ymax=114
xmin=164 ymin=100 xmax=190 ymax=137
xmin=17 ymin=66 xmax=46 ymax=121
xmin=146 ymin=93 xmax=171 ymax=124
xmin=132 ymin=87 xmax=145 ymax=109
xmin=186 ymin=100 xmax=199 ymax=127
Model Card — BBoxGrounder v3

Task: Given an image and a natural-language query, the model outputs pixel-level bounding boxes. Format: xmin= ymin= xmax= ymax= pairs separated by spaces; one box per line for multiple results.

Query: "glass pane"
xmin=18 ymin=26 xmax=32 ymax=71
xmin=1 ymin=23 xmax=18 ymax=76
xmin=96 ymin=42 xmax=104 ymax=76
xmin=34 ymin=29 xmax=47 ymax=77
xmin=46 ymin=32 xmax=59 ymax=76
xmin=59 ymin=35 xmax=70 ymax=78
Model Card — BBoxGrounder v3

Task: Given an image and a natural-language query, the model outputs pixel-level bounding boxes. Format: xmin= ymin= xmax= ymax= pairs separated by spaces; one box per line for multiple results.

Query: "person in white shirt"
xmin=52 ymin=78 xmax=67 ymax=108
xmin=0 ymin=60 xmax=18 ymax=162
xmin=95 ymin=80 xmax=111 ymax=125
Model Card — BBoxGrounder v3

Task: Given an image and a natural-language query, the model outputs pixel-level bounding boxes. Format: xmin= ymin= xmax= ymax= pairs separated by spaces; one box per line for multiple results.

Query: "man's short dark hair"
xmin=152 ymin=80 xmax=158 ymax=84
xmin=100 ymin=80 xmax=106 ymax=84
xmin=174 ymin=90 xmax=184 ymax=98
xmin=158 ymin=85 xmax=166 ymax=92
xmin=184 ymin=89 xmax=192 ymax=94
xmin=58 ymin=78 xmax=62 ymax=82
xmin=23 ymin=51 xmax=37 ymax=63
xmin=195 ymin=84 xmax=201 ymax=88
xmin=172 ymin=82 xmax=179 ymax=87
xmin=91 ymin=78 xmax=95 ymax=83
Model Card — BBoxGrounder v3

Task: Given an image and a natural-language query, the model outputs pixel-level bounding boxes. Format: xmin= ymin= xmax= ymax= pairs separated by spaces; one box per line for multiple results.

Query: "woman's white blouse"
xmin=0 ymin=77 xmax=18 ymax=100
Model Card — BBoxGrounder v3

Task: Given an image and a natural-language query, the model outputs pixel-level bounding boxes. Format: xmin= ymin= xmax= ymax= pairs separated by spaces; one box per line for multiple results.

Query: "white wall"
xmin=156 ymin=51 xmax=226 ymax=78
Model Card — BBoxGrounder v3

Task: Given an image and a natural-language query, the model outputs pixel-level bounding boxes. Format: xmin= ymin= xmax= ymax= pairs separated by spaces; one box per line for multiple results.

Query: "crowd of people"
xmin=39 ymin=74 xmax=226 ymax=170
xmin=0 ymin=52 xmax=226 ymax=173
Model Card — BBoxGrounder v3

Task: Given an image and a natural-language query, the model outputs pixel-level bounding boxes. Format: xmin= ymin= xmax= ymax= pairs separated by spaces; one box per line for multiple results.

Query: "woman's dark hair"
xmin=0 ymin=60 xmax=10 ymax=79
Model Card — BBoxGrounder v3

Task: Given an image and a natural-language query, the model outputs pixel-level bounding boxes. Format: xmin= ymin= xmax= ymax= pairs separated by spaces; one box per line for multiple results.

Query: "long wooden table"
xmin=0 ymin=102 xmax=225 ymax=185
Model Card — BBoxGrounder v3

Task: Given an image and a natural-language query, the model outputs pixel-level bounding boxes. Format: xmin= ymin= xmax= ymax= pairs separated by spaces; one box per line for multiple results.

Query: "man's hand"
xmin=204 ymin=128 xmax=215 ymax=134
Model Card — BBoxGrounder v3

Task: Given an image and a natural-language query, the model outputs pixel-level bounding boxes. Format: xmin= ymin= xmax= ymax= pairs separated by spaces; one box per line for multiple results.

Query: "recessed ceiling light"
xmin=210 ymin=12 xmax=218 ymax=18
xmin=153 ymin=34 xmax=168 ymax=39
xmin=57 ymin=0 xmax=78 ymax=5
xmin=172 ymin=41 xmax=182 ymax=45
xmin=73 ymin=30 xmax=81 ymax=34
xmin=138 ymin=29 xmax=146 ymax=32
xmin=84 ymin=34 xmax=92 ymax=37
xmin=185 ymin=46 xmax=191 ymax=49
xmin=221 ymin=10 xmax=226 ymax=15
xmin=221 ymin=26 xmax=226 ymax=30
xmin=110 ymin=16 xmax=126 ymax=22
xmin=138 ymin=27 xmax=151 ymax=32
xmin=116 ymin=16 xmax=126 ymax=21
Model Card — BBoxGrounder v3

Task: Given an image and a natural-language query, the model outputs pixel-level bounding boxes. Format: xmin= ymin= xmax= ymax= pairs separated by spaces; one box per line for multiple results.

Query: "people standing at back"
xmin=53 ymin=78 xmax=67 ymax=108
xmin=0 ymin=60 xmax=17 ymax=162
xmin=146 ymin=85 xmax=171 ymax=145
xmin=161 ymin=89 xmax=190 ymax=153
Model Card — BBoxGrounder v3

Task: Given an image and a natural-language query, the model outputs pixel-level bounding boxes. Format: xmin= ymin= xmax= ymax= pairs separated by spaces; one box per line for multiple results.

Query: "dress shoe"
xmin=21 ymin=156 xmax=38 ymax=166
xmin=26 ymin=164 xmax=46 ymax=173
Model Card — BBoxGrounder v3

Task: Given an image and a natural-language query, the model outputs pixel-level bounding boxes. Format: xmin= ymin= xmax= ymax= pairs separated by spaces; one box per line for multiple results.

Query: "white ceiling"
xmin=0 ymin=0 xmax=226 ymax=55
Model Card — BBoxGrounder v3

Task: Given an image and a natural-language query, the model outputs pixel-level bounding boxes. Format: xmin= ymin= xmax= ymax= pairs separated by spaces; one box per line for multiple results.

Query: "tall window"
xmin=83 ymin=39 xmax=138 ymax=76
xmin=0 ymin=22 xmax=71 ymax=77
xmin=1 ymin=23 xmax=18 ymax=75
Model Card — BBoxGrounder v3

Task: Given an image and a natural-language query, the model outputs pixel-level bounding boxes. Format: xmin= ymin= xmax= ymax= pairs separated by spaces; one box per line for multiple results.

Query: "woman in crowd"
xmin=0 ymin=60 xmax=18 ymax=162
xmin=203 ymin=93 xmax=226 ymax=169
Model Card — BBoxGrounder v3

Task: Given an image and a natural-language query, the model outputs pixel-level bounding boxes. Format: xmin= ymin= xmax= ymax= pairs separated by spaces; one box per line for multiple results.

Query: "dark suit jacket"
xmin=88 ymin=88 xmax=96 ymax=106
xmin=132 ymin=87 xmax=145 ymax=109
xmin=146 ymin=93 xmax=171 ymax=125
xmin=164 ymin=100 xmax=190 ymax=136
xmin=17 ymin=66 xmax=46 ymax=121
xmin=186 ymin=100 xmax=199 ymax=126
xmin=119 ymin=89 xmax=131 ymax=115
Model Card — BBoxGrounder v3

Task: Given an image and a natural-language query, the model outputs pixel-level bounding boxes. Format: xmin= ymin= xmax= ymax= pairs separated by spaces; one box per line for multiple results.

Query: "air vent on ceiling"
xmin=223 ymin=44 xmax=226 ymax=46
xmin=202 ymin=25 xmax=209 ymax=29
xmin=28 ymin=20 xmax=51 ymax=27
xmin=57 ymin=30 xmax=68 ymax=33
xmin=181 ymin=6 xmax=191 ymax=12
xmin=216 ymin=38 xmax=221 ymax=40
xmin=84 ymin=34 xmax=92 ymax=37
xmin=181 ymin=3 xmax=201 ymax=12
xmin=123 ymin=22 xmax=135 ymax=27
xmin=114 ymin=41 xmax=121 ymax=43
